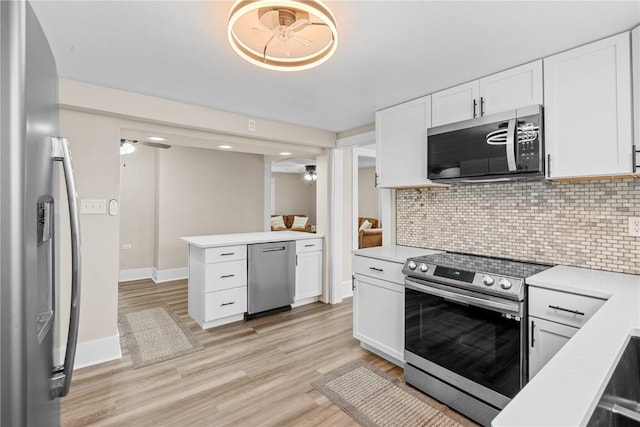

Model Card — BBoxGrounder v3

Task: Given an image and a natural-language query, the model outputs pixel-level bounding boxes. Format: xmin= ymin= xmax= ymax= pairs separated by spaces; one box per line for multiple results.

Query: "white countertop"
xmin=181 ymin=231 xmax=321 ymax=248
xmin=493 ymin=265 xmax=640 ymax=427
xmin=352 ymin=245 xmax=442 ymax=264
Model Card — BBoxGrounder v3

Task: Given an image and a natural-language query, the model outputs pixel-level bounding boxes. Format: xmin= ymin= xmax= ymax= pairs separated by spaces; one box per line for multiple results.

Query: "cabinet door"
xmin=529 ymin=316 xmax=578 ymax=380
xmin=632 ymin=26 xmax=640 ymax=169
xmin=295 ymin=250 xmax=322 ymax=300
xmin=479 ymin=60 xmax=543 ymax=115
xmin=375 ymin=95 xmax=431 ymax=188
xmin=353 ymin=275 xmax=404 ymax=364
xmin=544 ymin=33 xmax=633 ymax=178
xmin=431 ymin=80 xmax=479 ymax=127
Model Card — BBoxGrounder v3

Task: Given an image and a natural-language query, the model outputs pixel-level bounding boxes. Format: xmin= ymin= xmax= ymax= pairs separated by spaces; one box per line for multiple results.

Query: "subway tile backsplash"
xmin=396 ymin=178 xmax=640 ymax=275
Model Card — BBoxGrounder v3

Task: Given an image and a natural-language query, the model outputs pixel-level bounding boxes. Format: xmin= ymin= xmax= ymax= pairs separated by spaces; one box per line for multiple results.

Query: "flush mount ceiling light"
xmin=227 ymin=0 xmax=338 ymax=71
xmin=146 ymin=136 xmax=166 ymax=142
xmin=218 ymin=144 xmax=233 ymax=149
xmin=279 ymin=151 xmax=292 ymax=155
xmin=304 ymin=164 xmax=317 ymax=180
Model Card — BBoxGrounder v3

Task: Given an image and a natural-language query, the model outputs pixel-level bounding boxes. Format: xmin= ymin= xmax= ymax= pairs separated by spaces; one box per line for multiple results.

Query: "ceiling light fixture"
xmin=279 ymin=151 xmax=292 ymax=156
xmin=120 ymin=139 xmax=136 ymax=156
xmin=304 ymin=164 xmax=317 ymax=181
xmin=147 ymin=136 xmax=166 ymax=142
xmin=218 ymin=144 xmax=233 ymax=149
xmin=227 ymin=0 xmax=338 ymax=72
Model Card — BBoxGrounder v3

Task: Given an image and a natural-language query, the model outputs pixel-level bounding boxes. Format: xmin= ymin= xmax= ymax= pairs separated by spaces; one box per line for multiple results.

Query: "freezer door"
xmin=247 ymin=241 xmax=295 ymax=315
xmin=0 ymin=2 xmax=60 ymax=425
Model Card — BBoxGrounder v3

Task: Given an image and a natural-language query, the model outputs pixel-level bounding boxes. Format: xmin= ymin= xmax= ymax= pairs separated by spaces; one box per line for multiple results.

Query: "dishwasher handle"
xmin=262 ymin=246 xmax=286 ymax=253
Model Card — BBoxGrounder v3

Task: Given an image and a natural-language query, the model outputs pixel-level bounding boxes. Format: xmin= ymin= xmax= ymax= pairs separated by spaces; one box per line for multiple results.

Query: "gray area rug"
xmin=118 ymin=305 xmax=203 ymax=369
xmin=312 ymin=361 xmax=478 ymax=427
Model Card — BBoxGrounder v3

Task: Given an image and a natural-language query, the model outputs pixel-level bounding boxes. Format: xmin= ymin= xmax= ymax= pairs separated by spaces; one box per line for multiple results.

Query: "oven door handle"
xmin=405 ymin=280 xmax=520 ymax=316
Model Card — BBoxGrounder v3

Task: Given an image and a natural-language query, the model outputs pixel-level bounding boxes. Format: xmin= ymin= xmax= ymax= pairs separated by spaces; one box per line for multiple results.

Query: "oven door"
xmin=404 ymin=278 xmax=526 ymax=409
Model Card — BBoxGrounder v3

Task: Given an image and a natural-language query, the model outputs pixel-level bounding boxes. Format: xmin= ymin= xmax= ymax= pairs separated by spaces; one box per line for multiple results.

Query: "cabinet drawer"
xmin=296 ymin=238 xmax=323 ymax=253
xmin=528 ymin=286 xmax=606 ymax=328
xmin=205 ymin=287 xmax=247 ymax=320
xmin=353 ymin=255 xmax=404 ymax=284
xmin=205 ymin=260 xmax=247 ymax=292
xmin=205 ymin=245 xmax=247 ymax=263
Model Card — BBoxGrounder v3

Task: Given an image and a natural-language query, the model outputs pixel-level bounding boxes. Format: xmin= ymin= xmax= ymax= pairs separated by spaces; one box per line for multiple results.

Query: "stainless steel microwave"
xmin=427 ymin=105 xmax=544 ymax=183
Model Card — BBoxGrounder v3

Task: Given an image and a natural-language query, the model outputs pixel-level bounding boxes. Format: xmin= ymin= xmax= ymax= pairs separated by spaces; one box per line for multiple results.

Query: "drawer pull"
xmin=369 ymin=267 xmax=383 ymax=272
xmin=220 ymin=274 xmax=235 ymax=279
xmin=221 ymin=252 xmax=235 ymax=256
xmin=304 ymin=244 xmax=315 ymax=247
xmin=220 ymin=301 xmax=235 ymax=306
xmin=531 ymin=320 xmax=535 ymax=348
xmin=548 ymin=305 xmax=584 ymax=316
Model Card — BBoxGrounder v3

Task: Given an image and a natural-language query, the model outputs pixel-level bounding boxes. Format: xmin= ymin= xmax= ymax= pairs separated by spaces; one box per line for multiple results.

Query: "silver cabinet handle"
xmin=220 ymin=274 xmax=235 ymax=279
xmin=369 ymin=267 xmax=383 ymax=272
xmin=531 ymin=320 xmax=536 ymax=348
xmin=50 ymin=137 xmax=81 ymax=398
xmin=546 ymin=154 xmax=551 ymax=178
xmin=304 ymin=244 xmax=315 ymax=247
xmin=221 ymin=252 xmax=235 ymax=256
xmin=473 ymin=98 xmax=478 ymax=118
xmin=548 ymin=304 xmax=584 ymax=316
xmin=480 ymin=96 xmax=485 ymax=116
xmin=220 ymin=301 xmax=235 ymax=306
xmin=352 ymin=275 xmax=356 ymax=291
xmin=633 ymin=144 xmax=639 ymax=173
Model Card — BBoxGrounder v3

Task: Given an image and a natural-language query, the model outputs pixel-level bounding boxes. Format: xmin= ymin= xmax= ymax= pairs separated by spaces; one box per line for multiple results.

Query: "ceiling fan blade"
xmin=293 ymin=35 xmax=312 ymax=46
xmin=252 ymin=26 xmax=271 ymax=34
xmin=263 ymin=34 xmax=276 ymax=60
xmin=259 ymin=10 xmax=280 ymax=31
xmin=288 ymin=18 xmax=310 ymax=32
xmin=139 ymin=141 xmax=171 ymax=149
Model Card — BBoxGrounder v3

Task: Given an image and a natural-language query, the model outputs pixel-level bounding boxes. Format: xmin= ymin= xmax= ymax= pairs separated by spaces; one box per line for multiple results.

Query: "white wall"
xmin=358 ymin=166 xmax=379 ymax=220
xmin=155 ymin=146 xmax=264 ymax=270
xmin=272 ymin=172 xmax=316 ymax=225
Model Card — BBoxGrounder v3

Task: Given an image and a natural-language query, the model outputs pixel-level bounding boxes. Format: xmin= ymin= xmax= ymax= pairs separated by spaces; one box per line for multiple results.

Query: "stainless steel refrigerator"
xmin=1 ymin=1 xmax=81 ymax=425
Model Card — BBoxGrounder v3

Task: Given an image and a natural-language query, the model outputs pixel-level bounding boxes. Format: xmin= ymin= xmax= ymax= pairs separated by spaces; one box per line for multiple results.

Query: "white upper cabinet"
xmin=375 ymin=95 xmax=432 ymax=188
xmin=479 ymin=60 xmax=543 ymax=115
xmin=632 ymin=26 xmax=640 ymax=171
xmin=544 ymin=33 xmax=633 ymax=178
xmin=431 ymin=60 xmax=543 ymax=127
xmin=431 ymin=81 xmax=479 ymax=127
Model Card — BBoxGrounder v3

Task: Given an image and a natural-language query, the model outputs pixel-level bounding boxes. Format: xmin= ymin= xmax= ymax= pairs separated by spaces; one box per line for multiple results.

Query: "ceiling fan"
xmin=253 ymin=7 xmax=317 ymax=58
xmin=120 ymin=138 xmax=171 ymax=155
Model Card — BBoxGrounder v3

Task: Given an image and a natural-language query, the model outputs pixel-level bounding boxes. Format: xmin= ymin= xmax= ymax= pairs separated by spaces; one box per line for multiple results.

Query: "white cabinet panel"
xmin=529 ymin=286 xmax=605 ymax=329
xmin=205 ymin=286 xmax=247 ymax=319
xmin=479 ymin=60 xmax=543 ymax=115
xmin=353 ymin=255 xmax=405 ymax=285
xmin=544 ymin=33 xmax=633 ymax=178
xmin=431 ymin=81 xmax=479 ymax=127
xmin=205 ymin=260 xmax=247 ymax=293
xmin=529 ymin=317 xmax=578 ymax=379
xmin=353 ymin=274 xmax=404 ymax=364
xmin=632 ymin=26 xmax=640 ymax=171
xmin=295 ymin=250 xmax=322 ymax=301
xmin=205 ymin=245 xmax=247 ymax=263
xmin=375 ymin=95 xmax=431 ymax=188
xmin=295 ymin=238 xmax=323 ymax=253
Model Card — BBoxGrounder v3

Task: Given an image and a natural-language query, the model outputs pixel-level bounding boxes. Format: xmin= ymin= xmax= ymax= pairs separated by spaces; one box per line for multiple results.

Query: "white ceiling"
xmin=31 ymin=1 xmax=640 ymax=133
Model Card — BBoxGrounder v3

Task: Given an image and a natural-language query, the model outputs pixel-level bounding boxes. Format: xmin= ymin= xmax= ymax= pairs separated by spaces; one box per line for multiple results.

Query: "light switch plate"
xmin=80 ymin=199 xmax=106 ymax=214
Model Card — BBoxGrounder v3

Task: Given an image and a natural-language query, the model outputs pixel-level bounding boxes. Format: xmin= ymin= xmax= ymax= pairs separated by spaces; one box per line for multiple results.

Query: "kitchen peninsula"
xmin=182 ymin=231 xmax=323 ymax=329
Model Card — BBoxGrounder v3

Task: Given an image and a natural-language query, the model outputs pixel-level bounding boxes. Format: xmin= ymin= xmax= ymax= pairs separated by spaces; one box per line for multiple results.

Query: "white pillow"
xmin=359 ymin=219 xmax=372 ymax=231
xmin=271 ymin=215 xmax=286 ymax=229
xmin=292 ymin=216 xmax=309 ymax=229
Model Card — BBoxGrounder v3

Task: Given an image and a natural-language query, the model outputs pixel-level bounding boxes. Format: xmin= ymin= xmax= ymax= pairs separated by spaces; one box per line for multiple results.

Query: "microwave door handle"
xmin=505 ymin=118 xmax=517 ymax=171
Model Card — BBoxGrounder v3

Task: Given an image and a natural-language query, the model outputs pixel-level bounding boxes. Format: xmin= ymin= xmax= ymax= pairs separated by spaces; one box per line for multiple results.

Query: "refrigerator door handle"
xmin=50 ymin=137 xmax=81 ymax=398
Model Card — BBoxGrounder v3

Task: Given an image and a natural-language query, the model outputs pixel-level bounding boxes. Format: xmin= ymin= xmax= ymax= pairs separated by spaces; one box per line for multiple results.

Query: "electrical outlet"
xmin=248 ymin=119 xmax=256 ymax=132
xmin=629 ymin=217 xmax=640 ymax=237
xmin=122 ymin=244 xmax=132 ymax=250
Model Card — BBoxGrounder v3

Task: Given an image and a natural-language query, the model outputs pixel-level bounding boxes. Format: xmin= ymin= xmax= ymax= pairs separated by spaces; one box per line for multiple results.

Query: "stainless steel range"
xmin=402 ymin=252 xmax=552 ymax=427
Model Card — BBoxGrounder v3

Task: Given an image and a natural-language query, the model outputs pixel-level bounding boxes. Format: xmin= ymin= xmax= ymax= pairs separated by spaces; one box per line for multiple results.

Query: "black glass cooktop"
xmin=411 ymin=252 xmax=553 ymax=279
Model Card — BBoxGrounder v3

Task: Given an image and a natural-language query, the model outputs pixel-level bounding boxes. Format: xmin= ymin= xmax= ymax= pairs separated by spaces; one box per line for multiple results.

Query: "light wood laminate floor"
xmin=61 ymin=279 xmax=402 ymax=426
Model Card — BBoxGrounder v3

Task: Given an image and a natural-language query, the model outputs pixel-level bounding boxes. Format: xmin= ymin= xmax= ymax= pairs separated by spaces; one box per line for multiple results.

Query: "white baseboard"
xmin=56 ymin=333 xmax=122 ymax=370
xmin=119 ymin=267 xmax=153 ymax=282
xmin=342 ymin=280 xmax=353 ymax=298
xmin=152 ymin=267 xmax=188 ymax=283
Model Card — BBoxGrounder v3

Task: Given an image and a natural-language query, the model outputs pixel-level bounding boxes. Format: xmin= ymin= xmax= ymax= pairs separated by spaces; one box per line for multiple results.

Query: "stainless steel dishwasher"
xmin=246 ymin=241 xmax=295 ymax=319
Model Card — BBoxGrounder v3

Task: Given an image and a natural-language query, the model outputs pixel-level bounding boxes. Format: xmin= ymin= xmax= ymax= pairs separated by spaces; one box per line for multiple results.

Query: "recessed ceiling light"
xmin=279 ymin=152 xmax=292 ymax=156
xmin=219 ymin=145 xmax=233 ymax=149
xmin=147 ymin=136 xmax=166 ymax=142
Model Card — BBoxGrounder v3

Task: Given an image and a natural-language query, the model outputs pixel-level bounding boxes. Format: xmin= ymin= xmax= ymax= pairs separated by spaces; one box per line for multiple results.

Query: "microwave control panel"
xmin=516 ymin=122 xmax=541 ymax=171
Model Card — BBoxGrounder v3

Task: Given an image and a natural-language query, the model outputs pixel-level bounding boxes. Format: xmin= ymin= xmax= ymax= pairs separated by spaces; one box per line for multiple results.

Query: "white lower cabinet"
xmin=528 ymin=317 xmax=578 ymax=379
xmin=294 ymin=238 xmax=323 ymax=305
xmin=353 ymin=254 xmax=405 ymax=366
xmin=528 ymin=285 xmax=605 ymax=379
